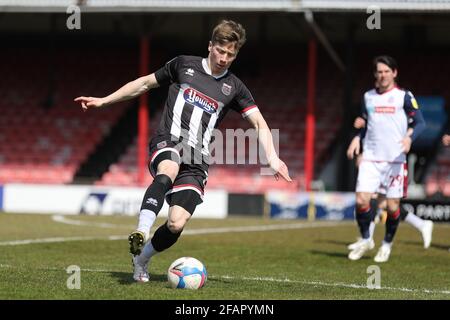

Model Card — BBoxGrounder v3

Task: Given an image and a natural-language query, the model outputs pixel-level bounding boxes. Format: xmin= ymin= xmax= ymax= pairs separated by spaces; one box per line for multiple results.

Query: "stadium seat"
xmin=0 ymin=47 xmax=137 ymax=184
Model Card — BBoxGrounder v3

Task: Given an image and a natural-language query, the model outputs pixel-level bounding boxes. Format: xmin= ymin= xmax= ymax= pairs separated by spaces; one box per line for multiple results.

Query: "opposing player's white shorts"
xmin=356 ymin=160 xmax=407 ymax=198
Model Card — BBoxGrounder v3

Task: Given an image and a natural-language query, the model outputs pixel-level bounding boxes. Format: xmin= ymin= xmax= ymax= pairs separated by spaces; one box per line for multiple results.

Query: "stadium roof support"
xmin=137 ymin=36 xmax=149 ymax=186
xmin=304 ymin=38 xmax=317 ymax=191
xmin=304 ymin=10 xmax=345 ymax=72
xmin=3 ymin=0 xmax=450 ymax=13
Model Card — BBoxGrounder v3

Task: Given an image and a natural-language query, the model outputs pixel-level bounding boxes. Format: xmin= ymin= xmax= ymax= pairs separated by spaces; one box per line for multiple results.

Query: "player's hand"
xmin=400 ymin=136 xmax=412 ymax=153
xmin=269 ymin=157 xmax=292 ymax=182
xmin=442 ymin=134 xmax=450 ymax=147
xmin=353 ymin=117 xmax=366 ymax=129
xmin=74 ymin=96 xmax=106 ymax=111
xmin=346 ymin=137 xmax=360 ymax=159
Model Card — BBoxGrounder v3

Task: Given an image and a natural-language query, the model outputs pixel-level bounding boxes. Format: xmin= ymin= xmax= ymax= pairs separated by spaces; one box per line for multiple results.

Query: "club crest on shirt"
xmin=221 ymin=83 xmax=232 ymax=96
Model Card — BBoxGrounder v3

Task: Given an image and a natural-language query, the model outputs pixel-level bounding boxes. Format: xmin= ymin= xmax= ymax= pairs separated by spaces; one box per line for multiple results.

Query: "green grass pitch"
xmin=0 ymin=213 xmax=449 ymax=299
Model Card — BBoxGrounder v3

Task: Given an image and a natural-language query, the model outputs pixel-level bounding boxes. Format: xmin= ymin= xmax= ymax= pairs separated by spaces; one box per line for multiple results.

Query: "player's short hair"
xmin=373 ymin=55 xmax=398 ymax=73
xmin=211 ymin=20 xmax=246 ymax=51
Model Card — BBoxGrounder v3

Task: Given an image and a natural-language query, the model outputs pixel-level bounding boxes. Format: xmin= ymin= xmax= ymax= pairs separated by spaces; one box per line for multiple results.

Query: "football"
xmin=167 ymin=257 xmax=207 ymax=289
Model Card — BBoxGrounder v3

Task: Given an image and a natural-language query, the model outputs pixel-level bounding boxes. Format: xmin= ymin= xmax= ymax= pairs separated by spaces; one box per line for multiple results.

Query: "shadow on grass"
xmin=309 ymin=250 xmax=371 ymax=260
xmin=399 ymin=240 xmax=423 ymax=247
xmin=400 ymin=240 xmax=450 ymax=251
xmin=110 ymin=272 xmax=167 ymax=285
xmin=317 ymin=239 xmax=354 ymax=247
xmin=430 ymin=243 xmax=450 ymax=251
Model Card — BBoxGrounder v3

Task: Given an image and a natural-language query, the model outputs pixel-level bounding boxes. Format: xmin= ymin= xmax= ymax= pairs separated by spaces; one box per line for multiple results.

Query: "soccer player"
xmin=75 ymin=20 xmax=291 ymax=282
xmin=346 ymin=55 xmax=425 ymax=262
xmin=347 ymin=118 xmax=433 ymax=251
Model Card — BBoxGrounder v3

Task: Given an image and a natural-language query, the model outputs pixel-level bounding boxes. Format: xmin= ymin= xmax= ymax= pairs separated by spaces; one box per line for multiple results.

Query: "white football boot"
xmin=132 ymin=255 xmax=149 ymax=283
xmin=421 ymin=220 xmax=433 ymax=249
xmin=348 ymin=239 xmax=373 ymax=261
xmin=374 ymin=243 xmax=392 ymax=263
xmin=347 ymin=238 xmax=375 ymax=251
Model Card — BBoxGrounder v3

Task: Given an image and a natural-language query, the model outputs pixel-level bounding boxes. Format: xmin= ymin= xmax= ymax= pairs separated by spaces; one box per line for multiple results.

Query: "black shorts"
xmin=148 ymin=134 xmax=209 ymax=210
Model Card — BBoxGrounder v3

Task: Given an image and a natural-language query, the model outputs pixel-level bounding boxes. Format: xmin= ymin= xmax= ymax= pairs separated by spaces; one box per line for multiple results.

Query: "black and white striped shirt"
xmin=155 ymin=55 xmax=259 ymax=156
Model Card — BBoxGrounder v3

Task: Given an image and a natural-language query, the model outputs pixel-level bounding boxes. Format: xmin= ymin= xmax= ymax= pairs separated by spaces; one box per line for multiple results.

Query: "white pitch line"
xmin=0 ymin=264 xmax=448 ymax=296
xmin=51 ymin=214 xmax=450 ymax=230
xmin=0 ymin=236 xmax=124 ymax=246
xmin=50 ymin=215 xmax=350 ymax=232
xmin=182 ymin=221 xmax=347 ymax=235
xmin=216 ymin=275 xmax=450 ymax=295
xmin=51 ymin=215 xmax=134 ymax=229
xmin=0 ymin=221 xmax=347 ymax=246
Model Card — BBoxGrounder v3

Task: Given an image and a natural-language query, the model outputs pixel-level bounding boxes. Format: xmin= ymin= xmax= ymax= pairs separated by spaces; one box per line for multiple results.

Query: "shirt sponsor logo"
xmin=184 ymin=87 xmax=219 ymax=114
xmin=375 ymin=106 xmax=396 ymax=113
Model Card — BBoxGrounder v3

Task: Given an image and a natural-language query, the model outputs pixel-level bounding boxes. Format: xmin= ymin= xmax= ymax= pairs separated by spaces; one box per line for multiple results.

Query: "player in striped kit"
xmin=75 ymin=20 xmax=291 ymax=282
xmin=346 ymin=55 xmax=425 ymax=262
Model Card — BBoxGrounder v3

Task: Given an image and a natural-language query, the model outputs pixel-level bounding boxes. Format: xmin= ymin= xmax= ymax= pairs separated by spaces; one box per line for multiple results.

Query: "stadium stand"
xmin=2 ymin=41 xmax=446 ymax=194
xmin=0 ymin=45 xmax=136 ymax=184
xmin=425 ymin=144 xmax=450 ymax=197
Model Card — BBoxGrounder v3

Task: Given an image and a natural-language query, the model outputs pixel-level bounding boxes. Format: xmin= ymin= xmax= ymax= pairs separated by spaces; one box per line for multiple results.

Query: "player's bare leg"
xmin=129 ymin=159 xmax=179 ymax=256
xmin=349 ymin=192 xmax=376 ymax=260
xmin=132 ymin=205 xmax=191 ymax=282
xmin=348 ymin=195 xmax=381 ymax=250
xmin=375 ymin=198 xmax=434 ymax=249
xmin=401 ymin=206 xmax=434 ymax=249
xmin=374 ymin=198 xmax=400 ymax=263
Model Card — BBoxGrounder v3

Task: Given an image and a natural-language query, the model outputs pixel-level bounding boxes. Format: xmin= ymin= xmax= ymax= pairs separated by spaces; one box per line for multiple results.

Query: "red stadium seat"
xmin=0 ymin=48 xmax=136 ymax=184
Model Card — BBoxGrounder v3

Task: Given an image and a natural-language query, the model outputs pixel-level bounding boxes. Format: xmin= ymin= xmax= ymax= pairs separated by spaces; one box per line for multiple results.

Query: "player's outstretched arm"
xmin=246 ymin=111 xmax=292 ymax=182
xmin=346 ymin=136 xmax=361 ymax=160
xmin=74 ymin=73 xmax=159 ymax=111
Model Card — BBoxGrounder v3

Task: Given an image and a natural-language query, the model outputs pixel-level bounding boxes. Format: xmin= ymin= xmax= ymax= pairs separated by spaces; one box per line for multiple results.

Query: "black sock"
xmin=151 ymin=222 xmax=182 ymax=252
xmin=140 ymin=174 xmax=173 ymax=215
xmin=384 ymin=209 xmax=400 ymax=243
xmin=369 ymin=198 xmax=378 ymax=222
xmin=399 ymin=204 xmax=408 ymax=221
xmin=356 ymin=205 xmax=373 ymax=239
